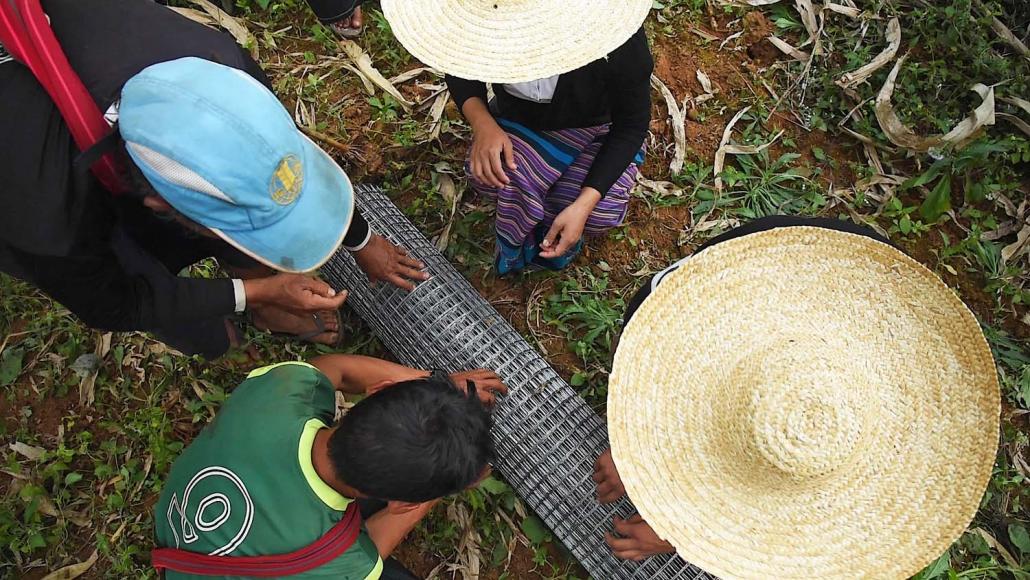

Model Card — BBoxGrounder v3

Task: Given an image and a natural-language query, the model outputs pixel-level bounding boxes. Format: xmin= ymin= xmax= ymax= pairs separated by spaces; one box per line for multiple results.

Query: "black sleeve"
xmin=6 ymin=238 xmax=236 ymax=333
xmin=445 ymin=74 xmax=489 ymax=116
xmin=343 ymin=207 xmax=371 ymax=250
xmin=582 ymin=28 xmax=653 ymax=196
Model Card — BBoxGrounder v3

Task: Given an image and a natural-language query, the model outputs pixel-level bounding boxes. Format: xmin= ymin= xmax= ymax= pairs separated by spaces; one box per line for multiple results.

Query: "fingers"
xmin=539 ymin=220 xmax=563 ymax=257
xmin=475 ymin=150 xmax=502 ymax=188
xmin=299 ymin=290 xmax=348 ymax=312
xmin=399 ymin=253 xmax=427 ymax=273
xmin=502 ymin=138 xmax=517 ymax=170
xmin=604 ymin=532 xmax=638 ymax=553
xmin=488 ymin=149 xmax=509 ymax=187
xmin=613 ymin=516 xmax=635 ymax=537
xmin=626 ymin=514 xmax=645 ymax=524
xmin=386 ymin=274 xmax=417 ymax=292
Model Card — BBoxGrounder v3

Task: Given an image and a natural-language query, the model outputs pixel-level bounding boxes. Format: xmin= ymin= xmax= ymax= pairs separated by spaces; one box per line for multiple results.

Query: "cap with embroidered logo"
xmin=118 ymin=57 xmax=353 ymax=273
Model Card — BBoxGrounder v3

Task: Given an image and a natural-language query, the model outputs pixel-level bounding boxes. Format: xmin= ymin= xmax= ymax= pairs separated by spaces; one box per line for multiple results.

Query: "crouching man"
xmin=152 ymin=357 xmax=506 ymax=579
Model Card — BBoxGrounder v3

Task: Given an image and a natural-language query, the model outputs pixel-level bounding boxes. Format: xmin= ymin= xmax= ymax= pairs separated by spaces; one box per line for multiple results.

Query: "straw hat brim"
xmin=381 ymin=0 xmax=653 ymax=84
xmin=608 ymin=227 xmax=1000 ymax=580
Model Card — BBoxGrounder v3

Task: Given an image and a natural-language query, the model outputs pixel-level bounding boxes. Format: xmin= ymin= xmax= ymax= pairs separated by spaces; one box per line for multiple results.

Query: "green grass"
xmin=2 ymin=0 xmax=1029 ymax=578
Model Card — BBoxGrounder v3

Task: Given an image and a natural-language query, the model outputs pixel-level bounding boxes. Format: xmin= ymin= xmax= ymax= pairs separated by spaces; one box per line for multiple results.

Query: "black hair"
xmin=328 ymin=375 xmax=495 ymax=503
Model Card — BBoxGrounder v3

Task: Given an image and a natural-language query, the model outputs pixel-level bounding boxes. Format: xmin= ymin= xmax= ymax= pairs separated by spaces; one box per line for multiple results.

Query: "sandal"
xmin=328 ymin=5 xmax=363 ymax=39
xmin=242 ymin=309 xmax=345 ymax=348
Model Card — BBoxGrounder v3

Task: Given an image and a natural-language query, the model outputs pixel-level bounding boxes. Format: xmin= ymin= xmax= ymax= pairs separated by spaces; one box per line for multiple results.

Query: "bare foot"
xmin=250 ymin=306 xmax=341 ymax=346
xmin=330 ymin=6 xmax=363 ymax=38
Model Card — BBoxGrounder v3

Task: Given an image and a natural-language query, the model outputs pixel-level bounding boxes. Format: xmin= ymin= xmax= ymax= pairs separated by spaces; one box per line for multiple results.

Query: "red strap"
xmin=0 ymin=0 xmax=128 ymax=194
xmin=151 ymin=501 xmax=363 ymax=577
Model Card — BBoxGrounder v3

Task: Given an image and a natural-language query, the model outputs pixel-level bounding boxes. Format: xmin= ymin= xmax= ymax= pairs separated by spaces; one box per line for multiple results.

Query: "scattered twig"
xmin=650 ymin=75 xmax=688 ymax=175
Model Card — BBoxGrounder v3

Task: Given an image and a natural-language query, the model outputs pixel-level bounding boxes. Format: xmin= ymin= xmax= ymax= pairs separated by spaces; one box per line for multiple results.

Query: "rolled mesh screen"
xmin=321 ymin=185 xmax=713 ymax=580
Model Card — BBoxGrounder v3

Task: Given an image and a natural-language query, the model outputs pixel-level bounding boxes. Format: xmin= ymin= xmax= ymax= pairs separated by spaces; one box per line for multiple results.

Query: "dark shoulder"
xmin=606 ymin=28 xmax=653 ymax=77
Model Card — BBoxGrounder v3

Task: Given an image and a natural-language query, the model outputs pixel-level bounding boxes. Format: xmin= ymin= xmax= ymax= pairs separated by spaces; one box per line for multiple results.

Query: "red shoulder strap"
xmin=0 ymin=0 xmax=128 ymax=194
xmin=151 ymin=501 xmax=364 ymax=577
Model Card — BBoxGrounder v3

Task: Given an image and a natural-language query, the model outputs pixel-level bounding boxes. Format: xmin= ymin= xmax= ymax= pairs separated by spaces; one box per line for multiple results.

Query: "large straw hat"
xmin=380 ymin=0 xmax=653 ymax=84
xmin=608 ymin=227 xmax=1000 ymax=579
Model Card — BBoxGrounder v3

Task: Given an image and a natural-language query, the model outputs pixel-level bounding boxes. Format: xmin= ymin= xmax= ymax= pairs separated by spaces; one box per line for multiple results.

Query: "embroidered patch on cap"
xmin=270 ymin=155 xmax=303 ymax=205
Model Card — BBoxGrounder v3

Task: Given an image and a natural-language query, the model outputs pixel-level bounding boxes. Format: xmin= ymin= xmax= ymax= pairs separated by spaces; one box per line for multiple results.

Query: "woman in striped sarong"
xmin=445 ymin=28 xmax=653 ymax=274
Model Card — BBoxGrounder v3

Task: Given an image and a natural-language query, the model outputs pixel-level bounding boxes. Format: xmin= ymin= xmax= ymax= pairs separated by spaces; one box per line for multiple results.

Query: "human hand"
xmin=352 ymin=234 xmax=428 ymax=291
xmin=470 ymin=117 xmax=517 ymax=188
xmin=593 ymin=448 xmax=626 ymax=504
xmin=539 ymin=188 xmax=600 ymax=259
xmin=244 ymin=273 xmax=348 ymax=314
xmin=449 ymin=368 xmax=509 ymax=406
xmin=605 ymin=515 xmax=676 ymax=561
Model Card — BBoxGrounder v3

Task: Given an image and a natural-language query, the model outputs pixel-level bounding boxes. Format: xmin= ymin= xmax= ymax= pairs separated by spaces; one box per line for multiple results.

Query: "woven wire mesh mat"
xmin=322 ymin=186 xmax=713 ymax=580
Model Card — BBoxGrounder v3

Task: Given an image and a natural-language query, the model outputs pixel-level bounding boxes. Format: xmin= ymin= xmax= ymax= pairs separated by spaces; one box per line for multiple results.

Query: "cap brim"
xmin=210 ymin=135 xmax=354 ymax=273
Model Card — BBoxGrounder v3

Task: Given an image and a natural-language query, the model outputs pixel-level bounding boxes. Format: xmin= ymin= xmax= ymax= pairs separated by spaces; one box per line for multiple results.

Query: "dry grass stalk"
xmin=339 ymin=40 xmax=413 ymax=111
xmin=185 ymin=0 xmax=257 ymax=59
xmin=875 ymin=56 xmax=996 ymax=151
xmin=973 ymin=0 xmax=1030 ymax=57
xmin=651 ymin=74 xmax=688 ymax=174
xmin=434 ymin=173 xmax=462 ymax=251
xmin=837 ymin=18 xmax=901 ymax=89
xmin=40 ymin=551 xmax=98 ymax=580
xmin=824 ymin=3 xmax=861 ymax=18
xmin=768 ymin=35 xmax=811 ymax=61
xmin=714 ymin=106 xmax=749 ymax=192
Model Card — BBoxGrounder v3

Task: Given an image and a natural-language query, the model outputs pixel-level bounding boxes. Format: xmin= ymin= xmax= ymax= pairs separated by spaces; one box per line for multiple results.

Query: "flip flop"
xmin=329 ymin=19 xmax=363 ymax=39
xmin=243 ymin=309 xmax=345 ymax=348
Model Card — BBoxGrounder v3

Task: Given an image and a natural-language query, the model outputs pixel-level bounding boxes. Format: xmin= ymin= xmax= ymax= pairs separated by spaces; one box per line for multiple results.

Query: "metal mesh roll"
xmin=321 ymin=185 xmax=712 ymax=580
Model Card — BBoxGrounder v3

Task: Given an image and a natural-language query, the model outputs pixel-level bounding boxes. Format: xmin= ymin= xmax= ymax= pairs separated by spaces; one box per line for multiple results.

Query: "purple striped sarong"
xmin=468 ymin=119 xmax=642 ymax=274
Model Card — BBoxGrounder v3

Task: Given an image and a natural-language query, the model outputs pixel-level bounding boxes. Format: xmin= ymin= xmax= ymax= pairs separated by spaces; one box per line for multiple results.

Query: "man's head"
xmin=328 ymin=375 xmax=494 ymax=504
xmin=118 ymin=57 xmax=354 ymax=273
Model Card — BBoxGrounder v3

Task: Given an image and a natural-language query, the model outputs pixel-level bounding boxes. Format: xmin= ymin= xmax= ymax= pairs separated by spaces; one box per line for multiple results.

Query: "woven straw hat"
xmin=608 ymin=227 xmax=1000 ymax=580
xmin=380 ymin=0 xmax=653 ymax=84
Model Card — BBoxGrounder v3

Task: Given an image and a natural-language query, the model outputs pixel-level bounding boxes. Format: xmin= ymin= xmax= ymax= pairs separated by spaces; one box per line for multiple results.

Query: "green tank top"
xmin=154 ymin=362 xmax=383 ymax=579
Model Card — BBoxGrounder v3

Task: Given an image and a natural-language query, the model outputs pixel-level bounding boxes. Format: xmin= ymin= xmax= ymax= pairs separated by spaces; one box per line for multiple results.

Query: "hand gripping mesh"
xmin=321 ymin=185 xmax=714 ymax=580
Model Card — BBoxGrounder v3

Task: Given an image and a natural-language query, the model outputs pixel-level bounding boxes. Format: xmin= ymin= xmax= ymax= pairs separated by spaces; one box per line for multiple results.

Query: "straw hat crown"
xmin=609 ymin=227 xmax=1001 ymax=580
xmin=381 ymin=0 xmax=653 ymax=84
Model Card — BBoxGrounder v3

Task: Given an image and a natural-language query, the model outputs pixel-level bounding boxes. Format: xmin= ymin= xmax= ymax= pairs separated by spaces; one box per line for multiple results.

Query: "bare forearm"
xmin=365 ymin=500 xmax=439 ymax=558
xmin=461 ymin=97 xmax=497 ymax=132
xmin=308 ymin=354 xmax=428 ymax=394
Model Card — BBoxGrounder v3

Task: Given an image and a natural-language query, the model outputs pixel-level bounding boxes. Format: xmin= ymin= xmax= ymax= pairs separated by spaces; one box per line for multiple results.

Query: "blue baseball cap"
xmin=118 ymin=57 xmax=354 ymax=273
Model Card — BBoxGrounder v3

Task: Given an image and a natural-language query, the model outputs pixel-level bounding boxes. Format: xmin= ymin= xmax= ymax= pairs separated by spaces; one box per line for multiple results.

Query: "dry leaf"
xmin=388 ymin=67 xmax=435 ymax=85
xmin=722 ymin=129 xmax=785 ymax=154
xmin=339 ymin=40 xmax=413 ymax=111
xmin=687 ymin=25 xmax=721 ymax=42
xmin=10 ymin=441 xmax=45 ymax=461
xmin=434 ymin=174 xmax=462 ymax=252
xmin=794 ymin=0 xmax=821 ymax=49
xmin=768 ymin=35 xmax=811 ymax=61
xmin=974 ymin=528 xmax=1021 ymax=568
xmin=636 ymin=177 xmax=684 ymax=198
xmin=974 ymin=0 xmax=1030 ymax=57
xmin=824 ymin=3 xmax=861 ymax=18
xmin=837 ymin=18 xmax=901 ymax=89
xmin=1001 ymin=224 xmax=1030 ymax=265
xmin=425 ymin=90 xmax=450 ymax=142
xmin=41 ymin=551 xmax=98 ymax=580
xmin=999 ymin=113 xmax=1030 ymax=137
xmin=1000 ymin=95 xmax=1030 ymax=116
xmin=651 ymin=75 xmax=687 ymax=174
xmin=714 ymin=107 xmax=751 ymax=192
xmin=697 ymin=70 xmax=715 ymax=95
xmin=186 ymin=0 xmax=257 ymax=59
xmin=875 ymin=57 xmax=996 ymax=151
xmin=718 ymin=0 xmax=782 ymax=5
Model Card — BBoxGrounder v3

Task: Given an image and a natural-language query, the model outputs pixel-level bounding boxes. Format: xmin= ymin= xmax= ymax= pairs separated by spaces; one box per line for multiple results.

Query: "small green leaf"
xmin=915 ymin=551 xmax=950 ymax=579
xmin=899 ymin=215 xmax=913 ymax=234
xmin=1009 ymin=523 xmax=1030 ymax=555
xmin=0 ymin=347 xmax=24 ymax=387
xmin=920 ymin=173 xmax=953 ymax=222
xmin=491 ymin=541 xmax=508 ymax=565
xmin=521 ymin=515 xmax=550 ymax=545
xmin=64 ymin=472 xmax=83 ymax=486
xmin=478 ymin=476 xmax=510 ymax=496
xmin=812 ymin=147 xmax=827 ymax=161
xmin=570 ymin=372 xmax=587 ymax=387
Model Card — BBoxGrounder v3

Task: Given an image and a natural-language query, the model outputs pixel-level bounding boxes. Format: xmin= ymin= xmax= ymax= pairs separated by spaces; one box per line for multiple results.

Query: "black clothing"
xmin=445 ymin=28 xmax=653 ymax=197
xmin=624 ymin=216 xmax=894 ymax=323
xmin=304 ymin=0 xmax=361 ymax=24
xmin=0 ymin=0 xmax=367 ymax=357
